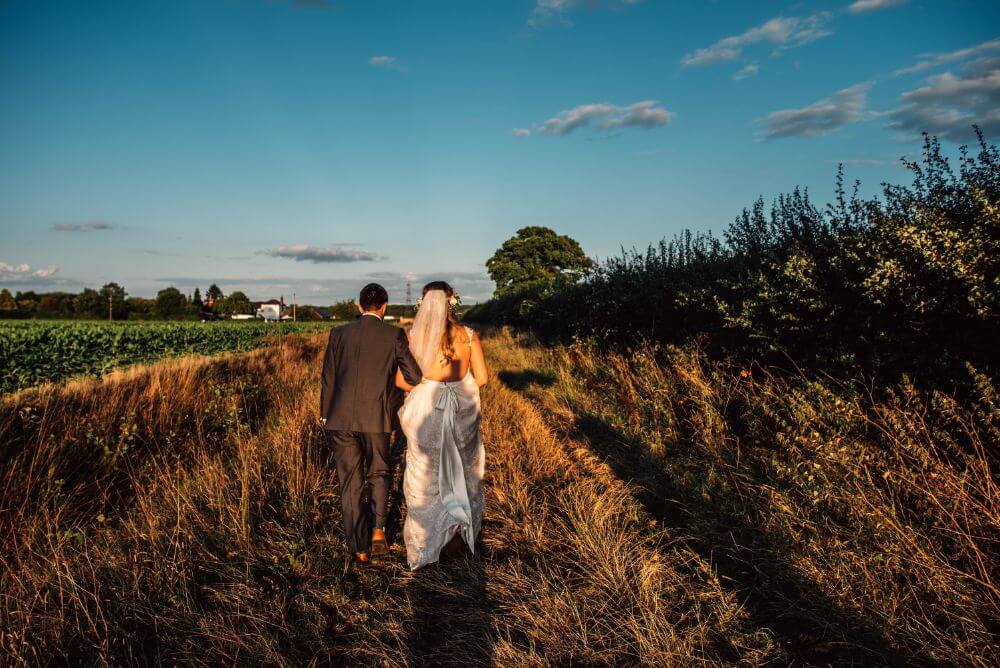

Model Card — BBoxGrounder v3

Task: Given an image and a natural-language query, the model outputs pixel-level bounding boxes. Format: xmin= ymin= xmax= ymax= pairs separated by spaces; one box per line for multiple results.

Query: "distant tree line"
xmin=0 ymin=282 xmax=369 ymax=322
xmin=467 ymin=131 xmax=999 ymax=391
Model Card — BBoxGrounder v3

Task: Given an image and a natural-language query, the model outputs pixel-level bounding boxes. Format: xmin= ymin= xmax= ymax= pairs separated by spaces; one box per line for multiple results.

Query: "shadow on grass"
xmin=497 ymin=370 xmax=555 ymax=392
xmin=402 ymin=557 xmax=495 ymax=667
xmin=542 ymin=405 xmax=916 ymax=666
xmin=387 ymin=432 xmax=497 ymax=667
xmin=385 ymin=431 xmax=408 ymax=549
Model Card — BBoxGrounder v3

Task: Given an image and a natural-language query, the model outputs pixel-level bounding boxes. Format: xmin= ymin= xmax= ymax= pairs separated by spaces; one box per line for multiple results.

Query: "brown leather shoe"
xmin=370 ymin=528 xmax=388 ymax=557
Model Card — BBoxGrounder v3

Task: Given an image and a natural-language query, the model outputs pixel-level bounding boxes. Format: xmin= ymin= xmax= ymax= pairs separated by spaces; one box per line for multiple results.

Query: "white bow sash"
xmin=434 ymin=383 xmax=475 ymax=552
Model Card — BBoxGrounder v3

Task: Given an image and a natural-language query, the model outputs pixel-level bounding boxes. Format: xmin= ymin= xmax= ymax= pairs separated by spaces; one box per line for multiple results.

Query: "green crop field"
xmin=0 ymin=320 xmax=339 ymax=393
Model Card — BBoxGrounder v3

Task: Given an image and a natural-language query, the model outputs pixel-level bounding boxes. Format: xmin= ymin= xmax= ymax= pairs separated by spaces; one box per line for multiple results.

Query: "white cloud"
xmin=52 ymin=221 xmax=114 ymax=232
xmin=763 ymin=83 xmax=872 ymax=139
xmin=511 ymin=128 xmax=531 ymax=137
xmin=895 ymin=38 xmax=1000 ymax=77
xmin=368 ymin=55 xmax=406 ymax=71
xmin=848 ymin=0 xmax=908 ymax=13
xmin=536 ymin=100 xmax=674 ymax=136
xmin=0 ymin=262 xmax=59 ymax=283
xmin=529 ymin=0 xmax=575 ymax=27
xmin=831 ymin=158 xmax=891 ymax=166
xmin=263 ymin=244 xmax=382 ymax=263
xmin=528 ymin=0 xmax=643 ymax=28
xmin=733 ymin=63 xmax=760 ymax=80
xmin=682 ymin=13 xmax=832 ymax=67
xmin=887 ymin=57 xmax=1000 ymax=141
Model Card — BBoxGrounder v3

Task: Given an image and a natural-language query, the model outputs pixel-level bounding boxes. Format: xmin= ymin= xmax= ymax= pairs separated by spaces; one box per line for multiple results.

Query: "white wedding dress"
xmin=400 ymin=324 xmax=485 ymax=571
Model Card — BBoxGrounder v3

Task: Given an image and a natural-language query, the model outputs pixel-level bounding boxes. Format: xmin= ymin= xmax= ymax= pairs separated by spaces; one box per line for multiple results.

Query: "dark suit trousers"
xmin=325 ymin=430 xmax=391 ymax=554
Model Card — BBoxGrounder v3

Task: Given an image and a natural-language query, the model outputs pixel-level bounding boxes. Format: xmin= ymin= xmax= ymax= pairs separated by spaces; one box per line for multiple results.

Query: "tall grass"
xmin=498 ymin=331 xmax=998 ymax=665
xmin=1 ymin=332 xmax=779 ymax=665
xmin=1 ymin=335 xmax=326 ymax=663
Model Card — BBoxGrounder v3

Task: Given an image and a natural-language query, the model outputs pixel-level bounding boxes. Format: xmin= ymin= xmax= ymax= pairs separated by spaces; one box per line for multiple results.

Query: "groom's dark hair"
xmin=359 ymin=283 xmax=389 ymax=311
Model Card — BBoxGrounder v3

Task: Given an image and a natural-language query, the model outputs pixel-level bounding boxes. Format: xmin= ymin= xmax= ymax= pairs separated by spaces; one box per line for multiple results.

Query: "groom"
xmin=320 ymin=283 xmax=422 ymax=564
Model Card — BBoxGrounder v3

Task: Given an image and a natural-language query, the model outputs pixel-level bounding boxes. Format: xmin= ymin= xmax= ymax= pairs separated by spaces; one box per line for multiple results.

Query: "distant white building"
xmin=256 ymin=299 xmax=284 ymax=322
xmin=231 ymin=314 xmax=255 ymax=320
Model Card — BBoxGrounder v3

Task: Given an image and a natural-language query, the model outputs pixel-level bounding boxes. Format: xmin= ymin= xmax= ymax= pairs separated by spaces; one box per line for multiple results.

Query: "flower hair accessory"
xmin=414 ymin=291 xmax=461 ymax=310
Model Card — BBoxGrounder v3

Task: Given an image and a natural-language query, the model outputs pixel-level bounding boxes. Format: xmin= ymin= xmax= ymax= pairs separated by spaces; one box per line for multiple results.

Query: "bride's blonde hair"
xmin=422 ymin=281 xmax=461 ymax=363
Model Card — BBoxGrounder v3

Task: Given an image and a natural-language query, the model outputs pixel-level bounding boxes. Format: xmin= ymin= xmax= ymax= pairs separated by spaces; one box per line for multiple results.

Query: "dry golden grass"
xmin=5 ymin=328 xmax=994 ymax=664
xmin=1 ymin=331 xmax=776 ymax=665
xmin=497 ymin=330 xmax=999 ymax=666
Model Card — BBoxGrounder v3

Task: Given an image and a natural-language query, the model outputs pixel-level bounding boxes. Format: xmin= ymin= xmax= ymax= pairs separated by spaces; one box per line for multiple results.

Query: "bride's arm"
xmin=469 ymin=330 xmax=489 ymax=387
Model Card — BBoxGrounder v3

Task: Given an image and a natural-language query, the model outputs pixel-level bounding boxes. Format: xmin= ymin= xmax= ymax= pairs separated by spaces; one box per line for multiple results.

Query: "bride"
xmin=395 ymin=281 xmax=489 ymax=570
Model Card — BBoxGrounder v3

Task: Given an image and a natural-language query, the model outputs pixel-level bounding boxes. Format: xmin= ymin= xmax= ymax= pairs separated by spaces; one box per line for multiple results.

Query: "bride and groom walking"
xmin=319 ymin=281 xmax=489 ymax=570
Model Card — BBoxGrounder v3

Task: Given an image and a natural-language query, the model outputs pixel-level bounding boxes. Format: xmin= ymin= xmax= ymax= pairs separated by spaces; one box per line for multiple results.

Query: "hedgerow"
xmin=467 ymin=131 xmax=1000 ymax=389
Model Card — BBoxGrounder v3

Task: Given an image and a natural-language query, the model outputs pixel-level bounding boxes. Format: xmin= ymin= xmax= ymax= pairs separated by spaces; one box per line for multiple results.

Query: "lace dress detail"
xmin=400 ymin=327 xmax=484 ymax=570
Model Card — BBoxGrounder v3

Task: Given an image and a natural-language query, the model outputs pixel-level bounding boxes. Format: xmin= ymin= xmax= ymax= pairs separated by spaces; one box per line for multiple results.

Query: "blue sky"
xmin=1 ymin=0 xmax=998 ymax=303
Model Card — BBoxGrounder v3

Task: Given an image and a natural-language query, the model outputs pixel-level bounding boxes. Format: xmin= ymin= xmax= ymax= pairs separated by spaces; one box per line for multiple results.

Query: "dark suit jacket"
xmin=320 ymin=314 xmax=422 ymax=433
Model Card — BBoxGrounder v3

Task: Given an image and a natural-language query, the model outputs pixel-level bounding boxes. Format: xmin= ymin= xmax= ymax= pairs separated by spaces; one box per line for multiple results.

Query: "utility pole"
xmin=292 ymin=292 xmax=296 ymax=322
xmin=108 ymin=292 xmax=113 ymax=321
xmin=406 ymin=281 xmax=412 ymax=314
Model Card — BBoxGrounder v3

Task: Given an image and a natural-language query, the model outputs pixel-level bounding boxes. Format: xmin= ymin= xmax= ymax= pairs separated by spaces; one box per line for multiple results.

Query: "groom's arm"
xmin=319 ymin=329 xmax=338 ymax=423
xmin=394 ymin=328 xmax=422 ymax=386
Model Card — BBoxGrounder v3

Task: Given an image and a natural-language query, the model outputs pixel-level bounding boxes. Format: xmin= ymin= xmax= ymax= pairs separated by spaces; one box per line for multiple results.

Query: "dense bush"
xmin=467 ymin=132 xmax=1000 ymax=387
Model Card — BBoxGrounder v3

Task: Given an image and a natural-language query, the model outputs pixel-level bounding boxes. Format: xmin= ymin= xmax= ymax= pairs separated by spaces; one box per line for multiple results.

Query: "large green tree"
xmin=0 ymin=289 xmax=17 ymax=311
xmin=155 ymin=287 xmax=187 ymax=319
xmin=217 ymin=291 xmax=253 ymax=316
xmin=100 ymin=282 xmax=129 ymax=320
xmin=329 ymin=299 xmax=358 ymax=320
xmin=486 ymin=226 xmax=592 ymax=296
xmin=74 ymin=288 xmax=105 ymax=318
xmin=14 ymin=291 xmax=39 ymax=314
xmin=126 ymin=296 xmax=155 ymax=319
xmin=37 ymin=292 xmax=75 ymax=318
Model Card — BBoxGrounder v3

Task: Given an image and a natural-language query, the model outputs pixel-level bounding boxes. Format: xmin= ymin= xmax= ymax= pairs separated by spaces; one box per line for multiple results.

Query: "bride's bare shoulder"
xmin=451 ymin=323 xmax=474 ymax=344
